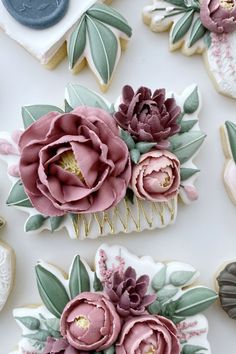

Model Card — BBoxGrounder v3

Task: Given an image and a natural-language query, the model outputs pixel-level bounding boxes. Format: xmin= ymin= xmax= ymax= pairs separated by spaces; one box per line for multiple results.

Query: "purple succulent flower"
xmin=43 ymin=337 xmax=82 ymax=354
xmin=104 ymin=266 xmax=156 ymax=318
xmin=114 ymin=85 xmax=181 ymax=149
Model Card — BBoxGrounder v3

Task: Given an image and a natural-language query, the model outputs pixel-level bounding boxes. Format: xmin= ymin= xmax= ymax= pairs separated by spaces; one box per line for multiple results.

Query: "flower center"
xmin=75 ymin=315 xmax=90 ymax=329
xmin=58 ymin=151 xmax=84 ymax=181
xmin=220 ymin=0 xmax=234 ymax=10
xmin=145 ymin=346 xmax=156 ymax=354
xmin=161 ymin=174 xmax=171 ymax=188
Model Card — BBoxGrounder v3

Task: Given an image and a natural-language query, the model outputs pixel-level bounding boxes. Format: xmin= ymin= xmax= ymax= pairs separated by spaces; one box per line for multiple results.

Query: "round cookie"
xmin=0 ymin=83 xmax=205 ymax=239
xmin=143 ymin=0 xmax=236 ymax=99
xmin=0 ymin=217 xmax=15 ymax=313
xmin=217 ymin=262 xmax=236 ymax=319
xmin=11 ymin=244 xmax=217 ymax=353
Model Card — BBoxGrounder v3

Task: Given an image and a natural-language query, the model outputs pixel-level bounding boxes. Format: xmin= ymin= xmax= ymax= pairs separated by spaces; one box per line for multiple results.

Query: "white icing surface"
xmin=11 ymin=245 xmax=212 ymax=353
xmin=0 ymin=242 xmax=13 ymax=313
xmin=0 ymin=85 xmax=203 ymax=239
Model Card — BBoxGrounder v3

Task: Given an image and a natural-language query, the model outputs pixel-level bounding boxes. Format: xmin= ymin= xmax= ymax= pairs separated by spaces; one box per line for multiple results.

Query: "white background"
xmin=0 ymin=0 xmax=236 ymax=352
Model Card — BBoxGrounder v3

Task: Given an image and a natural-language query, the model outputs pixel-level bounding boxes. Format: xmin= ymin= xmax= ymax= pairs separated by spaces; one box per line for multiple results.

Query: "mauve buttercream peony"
xmin=60 ymin=292 xmax=121 ymax=351
xmin=116 ymin=315 xmax=181 ymax=354
xmin=200 ymin=0 xmax=236 ymax=33
xmin=131 ymin=150 xmax=180 ymax=202
xmin=19 ymin=107 xmax=131 ymax=216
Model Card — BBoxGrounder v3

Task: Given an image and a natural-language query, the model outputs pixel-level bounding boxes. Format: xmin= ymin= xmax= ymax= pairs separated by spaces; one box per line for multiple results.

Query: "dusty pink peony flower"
xmin=116 ymin=315 xmax=181 ymax=354
xmin=200 ymin=0 xmax=236 ymax=33
xmin=105 ymin=267 xmax=156 ymax=318
xmin=114 ymin=85 xmax=181 ymax=149
xmin=131 ymin=150 xmax=180 ymax=202
xmin=60 ymin=292 xmax=121 ymax=351
xmin=19 ymin=107 xmax=131 ymax=216
xmin=43 ymin=337 xmax=79 ymax=354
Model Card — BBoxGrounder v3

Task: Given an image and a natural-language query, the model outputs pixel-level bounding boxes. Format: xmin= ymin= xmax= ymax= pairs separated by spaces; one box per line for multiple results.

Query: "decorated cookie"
xmin=0 ymin=0 xmax=132 ymax=91
xmin=217 ymin=262 xmax=236 ymax=319
xmin=0 ymin=216 xmax=15 ymax=313
xmin=0 ymin=83 xmax=206 ymax=239
xmin=143 ymin=0 xmax=236 ymax=99
xmin=10 ymin=244 xmax=217 ymax=354
xmin=220 ymin=121 xmax=236 ymax=205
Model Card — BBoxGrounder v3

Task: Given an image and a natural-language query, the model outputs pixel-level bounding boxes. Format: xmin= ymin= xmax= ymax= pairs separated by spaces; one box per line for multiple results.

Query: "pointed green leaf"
xmin=65 ymin=83 xmax=110 ymax=111
xmin=130 ymin=149 xmax=141 ymax=164
xmin=120 ymin=129 xmax=135 ymax=150
xmin=23 ymin=329 xmax=52 ymax=342
xmin=182 ymin=344 xmax=207 ymax=353
xmin=183 ymin=87 xmax=199 ymax=114
xmin=170 ymin=271 xmax=196 ymax=286
xmin=152 ymin=266 xmax=167 ymax=291
xmin=15 ymin=316 xmax=40 ymax=330
xmin=45 ymin=318 xmax=60 ymax=332
xmin=225 ymin=121 xmax=236 ymax=163
xmin=166 ymin=0 xmax=187 ymax=6
xmin=50 ymin=216 xmax=64 ymax=232
xmin=170 ymin=131 xmax=206 ymax=164
xmin=93 ymin=272 xmax=103 ymax=291
xmin=174 ymin=287 xmax=218 ymax=317
xmin=64 ymin=99 xmax=73 ymax=113
xmin=136 ymin=142 xmax=157 ymax=154
xmin=69 ymin=255 xmax=90 ymax=298
xmin=86 ymin=16 xmax=118 ymax=84
xmin=103 ymin=346 xmax=115 ymax=354
xmin=180 ymin=119 xmax=198 ymax=133
xmin=22 ymin=105 xmax=63 ymax=129
xmin=36 ymin=264 xmax=70 ymax=318
xmin=25 ymin=215 xmax=48 ymax=232
xmin=157 ymin=285 xmax=178 ymax=301
xmin=171 ymin=10 xmax=194 ymax=44
xmin=180 ymin=167 xmax=200 ymax=181
xmin=87 ymin=3 xmax=132 ymax=37
xmin=68 ymin=15 xmax=87 ymax=69
xmin=7 ymin=180 xmax=32 ymax=207
xmin=148 ymin=300 xmax=162 ymax=314
xmin=188 ymin=17 xmax=207 ymax=48
xmin=204 ymin=30 xmax=211 ymax=48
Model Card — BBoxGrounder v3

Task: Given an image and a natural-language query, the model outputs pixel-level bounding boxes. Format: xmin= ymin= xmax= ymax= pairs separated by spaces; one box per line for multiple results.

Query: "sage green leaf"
xmin=69 ymin=255 xmax=90 ymax=298
xmin=136 ymin=142 xmax=157 ymax=154
xmin=157 ymin=285 xmax=178 ymax=300
xmin=130 ymin=149 xmax=141 ymax=164
xmin=174 ymin=287 xmax=218 ymax=317
xmin=7 ymin=180 xmax=32 ymax=208
xmin=183 ymin=87 xmax=199 ymax=114
xmin=170 ymin=271 xmax=196 ymax=286
xmin=36 ymin=264 xmax=70 ymax=318
xmin=103 ymin=346 xmax=115 ymax=354
xmin=65 ymin=83 xmax=110 ymax=111
xmin=180 ymin=167 xmax=200 ymax=181
xmin=25 ymin=215 xmax=48 ymax=232
xmin=182 ymin=344 xmax=207 ymax=353
xmin=68 ymin=15 xmax=86 ymax=69
xmin=87 ymin=3 xmax=132 ymax=37
xmin=22 ymin=105 xmax=63 ymax=129
xmin=148 ymin=300 xmax=162 ymax=314
xmin=204 ymin=30 xmax=211 ymax=48
xmin=180 ymin=119 xmax=198 ymax=133
xmin=225 ymin=121 xmax=236 ymax=163
xmin=171 ymin=10 xmax=194 ymax=44
xmin=15 ymin=316 xmax=40 ymax=330
xmin=188 ymin=17 xmax=207 ymax=48
xmin=170 ymin=131 xmax=206 ymax=164
xmin=50 ymin=216 xmax=64 ymax=232
xmin=64 ymin=99 xmax=73 ymax=113
xmin=166 ymin=0 xmax=187 ymax=6
xmin=45 ymin=318 xmax=60 ymax=332
xmin=23 ymin=329 xmax=51 ymax=342
xmin=86 ymin=16 xmax=118 ymax=84
xmin=93 ymin=272 xmax=103 ymax=291
xmin=151 ymin=266 xmax=167 ymax=291
xmin=120 ymin=130 xmax=135 ymax=150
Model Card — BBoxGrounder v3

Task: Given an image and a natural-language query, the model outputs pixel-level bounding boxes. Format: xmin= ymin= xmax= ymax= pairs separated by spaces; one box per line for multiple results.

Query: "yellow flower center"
xmin=58 ymin=151 xmax=84 ymax=181
xmin=220 ymin=0 xmax=234 ymax=10
xmin=75 ymin=315 xmax=90 ymax=329
xmin=145 ymin=346 xmax=156 ymax=354
xmin=161 ymin=175 xmax=171 ymax=188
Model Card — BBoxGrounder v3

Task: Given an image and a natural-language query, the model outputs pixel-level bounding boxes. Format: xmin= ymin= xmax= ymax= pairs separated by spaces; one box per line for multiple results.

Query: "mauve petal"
xmin=124 ymin=267 xmax=137 ymax=280
xmin=26 ymin=191 xmax=65 ymax=216
xmin=117 ymin=304 xmax=130 ymax=317
xmin=141 ymin=294 xmax=157 ymax=306
xmin=121 ymin=322 xmax=153 ymax=352
xmin=120 ymin=290 xmax=131 ymax=309
xmin=106 ymin=288 xmax=119 ymax=303
xmin=122 ymin=85 xmax=135 ymax=104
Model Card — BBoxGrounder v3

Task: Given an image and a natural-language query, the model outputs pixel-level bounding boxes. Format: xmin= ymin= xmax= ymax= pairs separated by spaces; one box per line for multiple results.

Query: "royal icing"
xmin=11 ymin=244 xmax=217 ymax=354
xmin=217 ymin=262 xmax=236 ymax=319
xmin=0 ymin=84 xmax=205 ymax=239
xmin=0 ymin=0 xmax=132 ymax=90
xmin=143 ymin=0 xmax=236 ymax=99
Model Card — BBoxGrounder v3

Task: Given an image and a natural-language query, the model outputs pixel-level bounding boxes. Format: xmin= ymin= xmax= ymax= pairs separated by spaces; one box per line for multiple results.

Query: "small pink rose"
xmin=60 ymin=292 xmax=121 ymax=351
xmin=131 ymin=150 xmax=180 ymax=202
xmin=183 ymin=185 xmax=199 ymax=202
xmin=116 ymin=315 xmax=181 ymax=354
